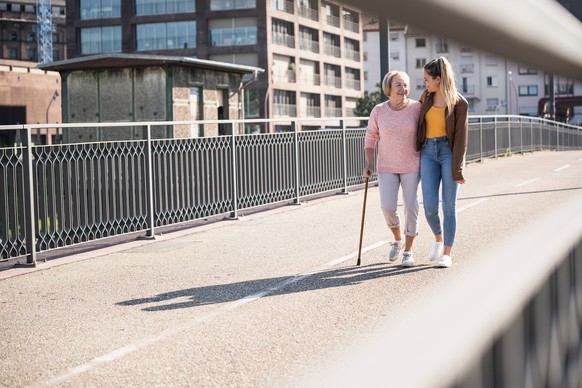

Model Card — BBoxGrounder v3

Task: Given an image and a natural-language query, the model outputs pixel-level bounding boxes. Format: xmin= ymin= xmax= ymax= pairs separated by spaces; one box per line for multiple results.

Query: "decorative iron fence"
xmin=1 ymin=116 xmax=581 ymax=264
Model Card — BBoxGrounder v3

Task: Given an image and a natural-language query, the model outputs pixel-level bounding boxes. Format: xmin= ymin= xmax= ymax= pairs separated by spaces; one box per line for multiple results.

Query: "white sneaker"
xmin=389 ymin=240 xmax=403 ymax=261
xmin=437 ymin=254 xmax=452 ymax=268
xmin=427 ymin=241 xmax=444 ymax=261
xmin=401 ymin=251 xmax=414 ymax=267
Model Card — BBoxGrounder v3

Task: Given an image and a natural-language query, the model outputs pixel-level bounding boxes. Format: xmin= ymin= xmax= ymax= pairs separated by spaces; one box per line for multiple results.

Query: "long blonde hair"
xmin=424 ymin=57 xmax=459 ymax=116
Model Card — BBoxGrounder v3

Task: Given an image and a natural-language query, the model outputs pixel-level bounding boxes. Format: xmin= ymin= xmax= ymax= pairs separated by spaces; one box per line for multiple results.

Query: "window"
xmin=436 ymin=38 xmax=448 ymax=53
xmin=486 ymin=76 xmax=498 ymax=87
xmin=26 ymin=49 xmax=35 ymax=60
xmin=244 ymin=89 xmax=259 ymax=118
xmin=136 ymin=0 xmax=195 ymax=15
xmin=519 ymin=85 xmax=538 ymax=96
xmin=272 ymin=18 xmax=294 ymax=48
xmin=460 ymin=63 xmax=474 ymax=73
xmin=390 ymin=32 xmax=399 ymax=41
xmin=137 ymin=21 xmax=197 ymax=50
xmin=345 ymin=67 xmax=360 ymax=90
xmin=8 ymin=48 xmax=18 ymax=59
xmin=80 ymin=0 xmax=121 ymax=19
xmin=391 ymin=51 xmax=400 ymax=61
xmin=518 ymin=66 xmax=537 ymax=75
xmin=324 ymin=95 xmax=341 ymax=117
xmin=210 ymin=0 xmax=256 ymax=10
xmin=416 ymin=58 xmax=426 ymax=68
xmin=323 ymin=32 xmax=340 ymax=57
xmin=80 ymin=26 xmax=122 ymax=54
xmin=9 ymin=32 xmax=18 ymax=41
xmin=415 ymin=38 xmax=426 ymax=47
xmin=485 ymin=55 xmax=498 ymax=66
xmin=209 ymin=18 xmax=257 ymax=47
xmin=486 ymin=98 xmax=499 ymax=111
xmin=416 ymin=78 xmax=424 ymax=90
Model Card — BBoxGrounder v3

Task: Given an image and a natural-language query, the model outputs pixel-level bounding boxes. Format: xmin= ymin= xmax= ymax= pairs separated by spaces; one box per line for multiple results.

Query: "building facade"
xmin=63 ymin=0 xmax=365 ymax=133
xmin=0 ymin=0 xmax=66 ymax=62
xmin=363 ymin=22 xmax=582 ymax=125
xmin=0 ymin=59 xmax=61 ymax=145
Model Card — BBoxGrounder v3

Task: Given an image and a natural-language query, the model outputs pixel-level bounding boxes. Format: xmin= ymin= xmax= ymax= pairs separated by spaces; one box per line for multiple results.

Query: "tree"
xmin=353 ymin=83 xmax=382 ymax=126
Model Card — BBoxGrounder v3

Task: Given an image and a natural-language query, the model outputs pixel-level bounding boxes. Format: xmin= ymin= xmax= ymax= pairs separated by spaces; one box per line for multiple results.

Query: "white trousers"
xmin=378 ymin=172 xmax=420 ymax=237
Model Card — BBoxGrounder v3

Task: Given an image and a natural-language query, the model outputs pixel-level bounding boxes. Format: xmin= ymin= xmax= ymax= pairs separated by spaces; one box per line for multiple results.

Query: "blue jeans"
xmin=420 ymin=137 xmax=459 ymax=247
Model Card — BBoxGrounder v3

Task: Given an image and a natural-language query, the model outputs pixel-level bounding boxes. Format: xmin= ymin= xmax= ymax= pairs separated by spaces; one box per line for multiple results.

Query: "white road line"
xmin=35 ymin=240 xmax=389 ymax=387
xmin=457 ymin=198 xmax=489 ymax=213
xmin=514 ymin=178 xmax=540 ymax=188
xmin=554 ymin=164 xmax=571 ymax=172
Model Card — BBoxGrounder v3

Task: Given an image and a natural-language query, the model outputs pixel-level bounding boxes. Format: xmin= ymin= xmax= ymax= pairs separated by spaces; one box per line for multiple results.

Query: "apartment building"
xmin=0 ymin=0 xmax=66 ymax=62
xmin=63 ymin=0 xmax=365 ymax=133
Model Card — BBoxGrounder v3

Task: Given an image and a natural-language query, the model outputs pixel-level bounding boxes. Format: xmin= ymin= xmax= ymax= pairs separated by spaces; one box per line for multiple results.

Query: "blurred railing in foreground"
xmin=0 ymin=115 xmax=581 ymax=264
xmin=303 ymin=196 xmax=582 ymax=388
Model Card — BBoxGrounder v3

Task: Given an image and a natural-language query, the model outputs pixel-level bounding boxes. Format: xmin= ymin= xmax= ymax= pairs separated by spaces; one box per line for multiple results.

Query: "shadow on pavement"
xmin=117 ymin=263 xmax=433 ymax=312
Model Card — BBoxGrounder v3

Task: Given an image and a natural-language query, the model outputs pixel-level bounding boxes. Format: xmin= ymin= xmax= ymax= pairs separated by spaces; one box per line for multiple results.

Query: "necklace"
xmin=388 ymin=99 xmax=408 ymax=111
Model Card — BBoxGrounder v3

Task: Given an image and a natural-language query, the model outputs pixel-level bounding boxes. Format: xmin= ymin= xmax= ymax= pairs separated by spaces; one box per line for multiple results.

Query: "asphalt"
xmin=1 ymin=150 xmax=582 ymax=387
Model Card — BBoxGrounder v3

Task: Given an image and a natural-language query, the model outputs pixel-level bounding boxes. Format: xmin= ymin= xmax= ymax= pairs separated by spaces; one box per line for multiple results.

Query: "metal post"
xmin=379 ymin=17 xmax=390 ymax=103
xmin=494 ymin=116 xmax=498 ymax=159
xmin=230 ymin=123 xmax=239 ymax=219
xmin=144 ymin=124 xmax=156 ymax=238
xmin=508 ymin=117 xmax=512 ymax=156
xmin=479 ymin=117 xmax=483 ymax=161
xmin=519 ymin=118 xmax=523 ymax=154
xmin=548 ymin=74 xmax=555 ymax=120
xmin=293 ymin=120 xmax=300 ymax=205
xmin=23 ymin=126 xmax=37 ymax=265
xmin=341 ymin=119 xmax=348 ymax=194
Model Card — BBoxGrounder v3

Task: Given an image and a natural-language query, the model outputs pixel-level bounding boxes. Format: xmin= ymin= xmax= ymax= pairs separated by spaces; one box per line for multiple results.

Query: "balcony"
xmin=273 ymin=103 xmax=297 ymax=116
xmin=299 ymin=39 xmax=319 ymax=54
xmin=298 ymin=6 xmax=318 ymax=21
xmin=299 ymin=73 xmax=321 ymax=86
xmin=270 ymin=0 xmax=293 ymax=13
xmin=345 ymin=78 xmax=361 ymax=91
xmin=343 ymin=19 xmax=359 ymax=33
xmin=323 ymin=44 xmax=341 ymax=58
xmin=323 ymin=75 xmax=341 ymax=88
xmin=326 ymin=14 xmax=340 ymax=27
xmin=304 ymin=106 xmax=321 ymax=117
xmin=273 ymin=70 xmax=296 ymax=83
xmin=272 ymin=32 xmax=295 ymax=48
xmin=325 ymin=106 xmax=342 ymax=117
xmin=344 ymin=49 xmax=360 ymax=61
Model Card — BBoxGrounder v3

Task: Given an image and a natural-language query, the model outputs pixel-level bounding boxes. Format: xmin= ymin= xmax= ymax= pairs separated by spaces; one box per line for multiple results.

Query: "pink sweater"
xmin=365 ymin=100 xmax=421 ymax=174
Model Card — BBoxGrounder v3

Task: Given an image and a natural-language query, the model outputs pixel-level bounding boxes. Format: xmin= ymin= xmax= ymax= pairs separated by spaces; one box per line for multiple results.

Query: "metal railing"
xmin=1 ymin=115 xmax=581 ymax=264
xmin=303 ymin=196 xmax=582 ymax=388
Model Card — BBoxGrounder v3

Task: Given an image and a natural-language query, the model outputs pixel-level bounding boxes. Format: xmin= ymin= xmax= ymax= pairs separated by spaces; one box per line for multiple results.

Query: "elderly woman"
xmin=363 ymin=70 xmax=421 ymax=267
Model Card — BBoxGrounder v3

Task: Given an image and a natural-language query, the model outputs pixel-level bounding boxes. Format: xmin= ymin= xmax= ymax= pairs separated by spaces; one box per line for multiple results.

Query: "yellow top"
xmin=425 ymin=106 xmax=446 ymax=138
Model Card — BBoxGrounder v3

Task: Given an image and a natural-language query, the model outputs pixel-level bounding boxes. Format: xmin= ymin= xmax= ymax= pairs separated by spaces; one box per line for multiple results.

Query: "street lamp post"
xmin=507 ymin=71 xmax=518 ymax=115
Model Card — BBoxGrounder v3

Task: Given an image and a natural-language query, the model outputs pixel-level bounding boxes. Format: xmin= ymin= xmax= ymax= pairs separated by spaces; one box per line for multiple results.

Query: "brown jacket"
xmin=416 ymin=90 xmax=469 ymax=181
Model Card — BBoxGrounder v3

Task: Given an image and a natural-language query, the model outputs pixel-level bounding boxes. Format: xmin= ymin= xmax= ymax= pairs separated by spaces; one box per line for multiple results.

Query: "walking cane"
xmin=356 ymin=176 xmax=369 ymax=266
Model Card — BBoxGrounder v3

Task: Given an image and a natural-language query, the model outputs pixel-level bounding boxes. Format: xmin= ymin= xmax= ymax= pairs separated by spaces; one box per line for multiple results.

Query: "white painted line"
xmin=554 ymin=164 xmax=571 ymax=172
xmin=514 ymin=178 xmax=540 ymax=188
xmin=457 ymin=198 xmax=489 ymax=213
xmin=35 ymin=240 xmax=389 ymax=387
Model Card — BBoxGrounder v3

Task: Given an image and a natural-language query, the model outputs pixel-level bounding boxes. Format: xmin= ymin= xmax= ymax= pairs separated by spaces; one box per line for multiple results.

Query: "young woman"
xmin=417 ymin=57 xmax=469 ymax=268
xmin=363 ymin=70 xmax=421 ymax=267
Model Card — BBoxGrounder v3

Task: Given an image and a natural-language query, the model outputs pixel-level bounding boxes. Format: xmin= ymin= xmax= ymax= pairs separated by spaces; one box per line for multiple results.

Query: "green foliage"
xmin=353 ymin=83 xmax=382 ymax=119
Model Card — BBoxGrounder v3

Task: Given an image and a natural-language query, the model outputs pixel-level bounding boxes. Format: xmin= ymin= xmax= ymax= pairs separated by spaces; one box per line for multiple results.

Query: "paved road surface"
xmin=1 ymin=151 xmax=582 ymax=387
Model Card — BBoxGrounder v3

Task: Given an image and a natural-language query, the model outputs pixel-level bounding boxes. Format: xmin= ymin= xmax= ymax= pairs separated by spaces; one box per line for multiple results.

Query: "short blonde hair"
xmin=382 ymin=70 xmax=410 ymax=97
